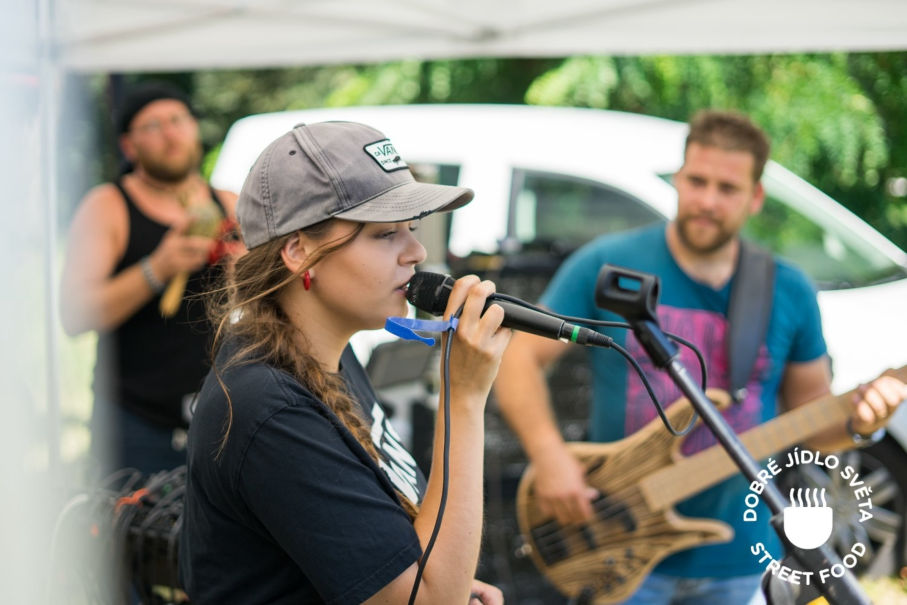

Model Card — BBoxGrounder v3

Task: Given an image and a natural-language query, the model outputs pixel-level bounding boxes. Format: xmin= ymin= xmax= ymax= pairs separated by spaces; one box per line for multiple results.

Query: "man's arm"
xmin=780 ymin=357 xmax=906 ymax=452
xmin=494 ymin=331 xmax=598 ymax=523
xmin=60 ymin=185 xmax=214 ymax=336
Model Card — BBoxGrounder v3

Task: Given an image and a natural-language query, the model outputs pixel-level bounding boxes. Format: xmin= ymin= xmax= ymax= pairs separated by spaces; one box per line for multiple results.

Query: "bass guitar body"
xmin=516 ymin=366 xmax=905 ymax=603
xmin=515 ymin=390 xmax=733 ymax=603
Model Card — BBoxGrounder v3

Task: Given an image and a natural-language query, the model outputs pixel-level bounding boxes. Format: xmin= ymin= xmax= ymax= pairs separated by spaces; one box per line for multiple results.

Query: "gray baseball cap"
xmin=237 ymin=121 xmax=474 ymax=249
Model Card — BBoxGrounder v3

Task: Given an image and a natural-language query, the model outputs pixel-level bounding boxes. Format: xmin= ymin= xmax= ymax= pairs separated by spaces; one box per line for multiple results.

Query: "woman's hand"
xmin=441 ymin=275 xmax=512 ymax=405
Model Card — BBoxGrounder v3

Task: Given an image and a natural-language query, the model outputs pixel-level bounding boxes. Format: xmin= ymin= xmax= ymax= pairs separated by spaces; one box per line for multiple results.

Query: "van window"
xmin=510 ymin=169 xmax=663 ymax=251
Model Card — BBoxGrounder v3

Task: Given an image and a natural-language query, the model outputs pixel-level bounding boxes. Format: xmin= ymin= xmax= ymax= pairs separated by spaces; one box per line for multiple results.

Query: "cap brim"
xmin=332 ymin=181 xmax=473 ymax=223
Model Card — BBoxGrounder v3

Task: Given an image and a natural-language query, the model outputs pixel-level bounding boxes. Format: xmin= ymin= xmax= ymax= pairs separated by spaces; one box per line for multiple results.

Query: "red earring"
xmin=302 ymin=270 xmax=311 ymax=291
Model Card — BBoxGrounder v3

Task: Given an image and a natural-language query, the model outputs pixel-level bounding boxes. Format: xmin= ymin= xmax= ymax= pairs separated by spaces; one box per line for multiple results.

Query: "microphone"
xmin=405 ymin=272 xmax=611 ymax=347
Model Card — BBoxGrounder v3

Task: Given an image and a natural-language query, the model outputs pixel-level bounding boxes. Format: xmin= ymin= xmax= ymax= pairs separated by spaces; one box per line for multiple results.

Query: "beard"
xmin=675 ymin=213 xmax=737 ymax=254
xmin=136 ymin=140 xmax=202 ymax=183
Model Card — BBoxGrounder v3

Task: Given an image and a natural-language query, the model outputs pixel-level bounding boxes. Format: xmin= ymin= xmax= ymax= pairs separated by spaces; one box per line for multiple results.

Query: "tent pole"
xmin=38 ymin=0 xmax=62 ymax=480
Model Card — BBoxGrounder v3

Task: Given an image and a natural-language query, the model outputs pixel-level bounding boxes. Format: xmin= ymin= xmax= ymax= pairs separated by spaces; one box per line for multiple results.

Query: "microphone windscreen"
xmin=406 ymin=272 xmax=454 ymax=315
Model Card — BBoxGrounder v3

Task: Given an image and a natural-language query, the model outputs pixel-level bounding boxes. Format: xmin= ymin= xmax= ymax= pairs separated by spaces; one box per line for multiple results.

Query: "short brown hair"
xmin=685 ymin=110 xmax=771 ymax=182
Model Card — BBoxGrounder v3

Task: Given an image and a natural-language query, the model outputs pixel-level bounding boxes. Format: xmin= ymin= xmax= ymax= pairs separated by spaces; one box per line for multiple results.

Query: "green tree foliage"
xmin=846 ymin=53 xmax=907 ymax=240
xmin=79 ymin=54 xmax=907 ymax=249
xmin=191 ymin=58 xmax=556 ymax=129
xmin=525 ymin=53 xmax=907 ymax=248
xmin=188 ymin=58 xmax=556 ymax=177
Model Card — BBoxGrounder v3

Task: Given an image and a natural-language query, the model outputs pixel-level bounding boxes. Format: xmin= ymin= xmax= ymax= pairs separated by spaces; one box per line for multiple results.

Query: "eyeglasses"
xmin=130 ymin=112 xmax=195 ymax=136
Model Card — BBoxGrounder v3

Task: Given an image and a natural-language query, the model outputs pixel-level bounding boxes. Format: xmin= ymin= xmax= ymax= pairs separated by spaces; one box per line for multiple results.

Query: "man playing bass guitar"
xmin=494 ymin=110 xmax=907 ymax=604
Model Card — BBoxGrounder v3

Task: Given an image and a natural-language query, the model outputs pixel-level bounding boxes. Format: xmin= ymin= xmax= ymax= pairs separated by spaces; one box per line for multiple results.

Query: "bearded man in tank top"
xmin=61 ymin=81 xmax=240 ymax=476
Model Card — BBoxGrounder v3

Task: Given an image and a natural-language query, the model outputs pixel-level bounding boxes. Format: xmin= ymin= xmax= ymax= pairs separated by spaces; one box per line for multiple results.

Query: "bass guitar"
xmin=515 ymin=367 xmax=906 ymax=603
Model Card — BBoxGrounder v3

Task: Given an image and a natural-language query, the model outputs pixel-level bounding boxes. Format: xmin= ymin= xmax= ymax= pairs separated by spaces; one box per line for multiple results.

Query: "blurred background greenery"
xmin=56 ymin=53 xmax=907 ymax=469
xmin=50 ymin=52 xmax=907 ymax=600
xmin=59 ymin=52 xmax=907 ymax=250
xmin=56 ymin=52 xmax=907 ymax=469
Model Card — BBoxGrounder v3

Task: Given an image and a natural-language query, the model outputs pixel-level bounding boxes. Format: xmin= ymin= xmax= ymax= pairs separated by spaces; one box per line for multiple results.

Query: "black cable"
xmin=85 ymin=466 xmax=188 ymax=605
xmin=408 ymin=310 xmax=459 ymax=605
xmin=149 ymin=467 xmax=187 ymax=599
xmin=114 ymin=496 xmax=141 ymax=604
xmin=136 ymin=485 xmax=184 ymax=598
xmin=491 ymin=293 xmax=708 ymax=387
xmin=491 ymin=293 xmax=705 ymax=436
xmin=404 ymin=289 xmax=706 ymax=602
xmin=56 ymin=467 xmax=193 ymax=605
xmin=609 ymin=340 xmax=698 ymax=437
xmin=167 ymin=512 xmax=183 ymax=604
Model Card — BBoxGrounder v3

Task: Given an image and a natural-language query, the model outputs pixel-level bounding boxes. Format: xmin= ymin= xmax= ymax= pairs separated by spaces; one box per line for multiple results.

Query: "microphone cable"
xmin=406 ymin=288 xmax=710 ymax=603
xmin=407 ymin=307 xmax=460 ymax=605
xmin=491 ymin=293 xmax=707 ymax=437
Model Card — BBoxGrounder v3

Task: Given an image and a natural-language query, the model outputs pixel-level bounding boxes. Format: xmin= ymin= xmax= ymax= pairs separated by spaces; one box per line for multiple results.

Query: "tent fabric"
xmin=60 ymin=0 xmax=907 ymax=72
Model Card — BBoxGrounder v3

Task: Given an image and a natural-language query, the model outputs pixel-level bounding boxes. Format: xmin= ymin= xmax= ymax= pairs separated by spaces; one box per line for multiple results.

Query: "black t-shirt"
xmin=94 ymin=180 xmax=225 ymax=427
xmin=179 ymin=343 xmax=427 ymax=604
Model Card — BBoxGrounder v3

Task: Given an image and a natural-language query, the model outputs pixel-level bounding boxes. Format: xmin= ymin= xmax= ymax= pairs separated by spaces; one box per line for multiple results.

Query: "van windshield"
xmin=510 ymin=168 xmax=907 ymax=291
xmin=657 ymin=173 xmax=907 ymax=290
xmin=744 ymin=175 xmax=907 ymax=290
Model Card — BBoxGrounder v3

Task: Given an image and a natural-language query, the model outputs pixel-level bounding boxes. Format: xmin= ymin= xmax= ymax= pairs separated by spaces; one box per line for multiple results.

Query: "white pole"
xmin=38 ymin=0 xmax=62 ymax=477
xmin=0 ymin=0 xmax=65 ymax=600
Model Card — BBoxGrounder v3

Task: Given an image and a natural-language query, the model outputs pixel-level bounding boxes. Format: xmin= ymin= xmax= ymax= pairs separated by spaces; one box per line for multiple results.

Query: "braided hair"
xmin=207 ymin=220 xmax=418 ymax=519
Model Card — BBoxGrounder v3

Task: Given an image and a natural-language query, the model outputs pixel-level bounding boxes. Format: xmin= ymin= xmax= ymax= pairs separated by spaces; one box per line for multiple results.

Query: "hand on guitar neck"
xmin=782 ymin=361 xmax=907 ymax=453
xmin=848 ymin=372 xmax=906 ymax=437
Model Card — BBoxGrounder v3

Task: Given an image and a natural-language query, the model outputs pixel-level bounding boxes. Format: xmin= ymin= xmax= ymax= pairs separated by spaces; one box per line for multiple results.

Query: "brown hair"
xmin=685 ymin=110 xmax=771 ymax=182
xmin=207 ymin=220 xmax=418 ymax=518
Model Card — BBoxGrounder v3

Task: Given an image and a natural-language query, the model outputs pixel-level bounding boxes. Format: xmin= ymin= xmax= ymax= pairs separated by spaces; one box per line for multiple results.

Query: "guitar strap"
xmin=727 ymin=239 xmax=775 ymax=403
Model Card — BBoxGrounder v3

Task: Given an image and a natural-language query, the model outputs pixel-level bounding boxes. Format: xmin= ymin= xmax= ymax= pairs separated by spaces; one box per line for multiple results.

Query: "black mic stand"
xmin=594 ymin=265 xmax=870 ymax=605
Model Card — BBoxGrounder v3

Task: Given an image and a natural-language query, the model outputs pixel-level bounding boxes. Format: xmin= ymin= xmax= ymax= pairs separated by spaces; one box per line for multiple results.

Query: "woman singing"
xmin=179 ymin=121 xmax=509 ymax=604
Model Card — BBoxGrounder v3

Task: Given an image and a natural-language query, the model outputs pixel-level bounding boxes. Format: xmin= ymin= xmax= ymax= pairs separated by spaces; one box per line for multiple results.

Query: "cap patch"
xmin=364 ymin=139 xmax=408 ymax=172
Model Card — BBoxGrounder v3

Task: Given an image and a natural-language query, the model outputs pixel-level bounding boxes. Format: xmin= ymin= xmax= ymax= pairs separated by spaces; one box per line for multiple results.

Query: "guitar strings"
xmin=527 ymin=455 xmax=707 ymax=559
xmin=528 ymin=485 xmax=651 ymax=554
xmin=529 ymin=391 xmax=844 ymax=553
xmin=484 ymin=297 xmax=712 ymax=561
xmin=527 ymin=422 xmax=699 ymax=551
xmin=526 ymin=411 xmax=812 ymax=559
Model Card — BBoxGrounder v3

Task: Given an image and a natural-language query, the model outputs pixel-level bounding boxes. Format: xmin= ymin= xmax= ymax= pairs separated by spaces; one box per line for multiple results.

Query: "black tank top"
xmin=93 ymin=179 xmax=225 ymax=428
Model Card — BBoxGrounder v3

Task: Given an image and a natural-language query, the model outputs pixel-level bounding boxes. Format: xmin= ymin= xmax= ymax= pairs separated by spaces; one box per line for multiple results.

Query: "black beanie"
xmin=116 ymin=81 xmax=195 ymax=135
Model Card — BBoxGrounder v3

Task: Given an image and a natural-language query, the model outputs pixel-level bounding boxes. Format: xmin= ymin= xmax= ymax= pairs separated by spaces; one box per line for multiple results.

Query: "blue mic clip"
xmin=384 ymin=316 xmax=458 ymax=346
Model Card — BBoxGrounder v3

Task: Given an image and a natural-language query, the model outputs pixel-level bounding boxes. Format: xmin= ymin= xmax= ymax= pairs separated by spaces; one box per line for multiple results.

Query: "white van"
xmin=213 ymin=104 xmax=907 ymax=392
xmin=213 ymin=105 xmax=907 ymax=578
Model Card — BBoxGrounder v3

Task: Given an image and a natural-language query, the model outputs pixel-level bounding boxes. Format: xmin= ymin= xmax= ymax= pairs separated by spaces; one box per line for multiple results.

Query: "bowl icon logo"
xmin=783 ymin=488 xmax=833 ymax=549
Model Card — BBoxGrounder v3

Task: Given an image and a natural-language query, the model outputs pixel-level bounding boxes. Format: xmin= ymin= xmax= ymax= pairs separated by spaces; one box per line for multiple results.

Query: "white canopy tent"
xmin=3 ymin=0 xmax=907 ymax=600
xmin=60 ymin=0 xmax=907 ymax=72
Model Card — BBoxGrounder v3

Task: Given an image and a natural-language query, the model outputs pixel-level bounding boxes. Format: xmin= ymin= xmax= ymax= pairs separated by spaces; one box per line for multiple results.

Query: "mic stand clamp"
xmin=594 ymin=264 xmax=870 ymax=605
